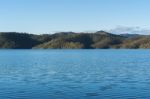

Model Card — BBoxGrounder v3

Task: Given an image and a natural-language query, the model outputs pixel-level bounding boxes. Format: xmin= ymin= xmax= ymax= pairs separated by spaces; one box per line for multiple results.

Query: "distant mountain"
xmin=0 ymin=31 xmax=150 ymax=49
xmin=120 ymin=34 xmax=143 ymax=38
xmin=109 ymin=26 xmax=150 ymax=35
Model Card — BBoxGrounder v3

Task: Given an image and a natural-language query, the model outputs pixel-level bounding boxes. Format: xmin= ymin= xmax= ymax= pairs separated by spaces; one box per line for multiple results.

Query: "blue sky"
xmin=0 ymin=0 xmax=150 ymax=34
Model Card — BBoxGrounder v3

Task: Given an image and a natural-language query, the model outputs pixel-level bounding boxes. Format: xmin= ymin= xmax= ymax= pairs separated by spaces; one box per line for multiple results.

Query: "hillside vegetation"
xmin=0 ymin=31 xmax=149 ymax=49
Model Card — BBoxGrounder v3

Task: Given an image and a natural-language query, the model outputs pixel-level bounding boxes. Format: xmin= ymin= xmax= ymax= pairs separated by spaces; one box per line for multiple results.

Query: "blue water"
xmin=0 ymin=50 xmax=150 ymax=99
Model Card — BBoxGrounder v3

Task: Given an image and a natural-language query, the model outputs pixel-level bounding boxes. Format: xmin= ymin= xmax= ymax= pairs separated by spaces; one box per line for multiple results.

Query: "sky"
xmin=0 ymin=0 xmax=150 ymax=34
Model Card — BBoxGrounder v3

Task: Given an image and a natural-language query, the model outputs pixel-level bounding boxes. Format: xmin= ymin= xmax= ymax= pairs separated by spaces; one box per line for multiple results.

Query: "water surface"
xmin=0 ymin=49 xmax=150 ymax=99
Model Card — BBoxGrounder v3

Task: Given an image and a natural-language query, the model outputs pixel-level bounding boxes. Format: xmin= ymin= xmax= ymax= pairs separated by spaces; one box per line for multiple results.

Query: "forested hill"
xmin=0 ymin=31 xmax=150 ymax=49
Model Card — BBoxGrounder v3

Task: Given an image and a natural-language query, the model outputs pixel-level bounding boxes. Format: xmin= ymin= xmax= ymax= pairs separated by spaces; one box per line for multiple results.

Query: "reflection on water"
xmin=0 ymin=49 xmax=150 ymax=99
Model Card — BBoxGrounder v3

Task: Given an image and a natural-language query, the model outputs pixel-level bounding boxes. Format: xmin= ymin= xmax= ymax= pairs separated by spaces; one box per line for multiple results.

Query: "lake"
xmin=0 ymin=49 xmax=150 ymax=99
